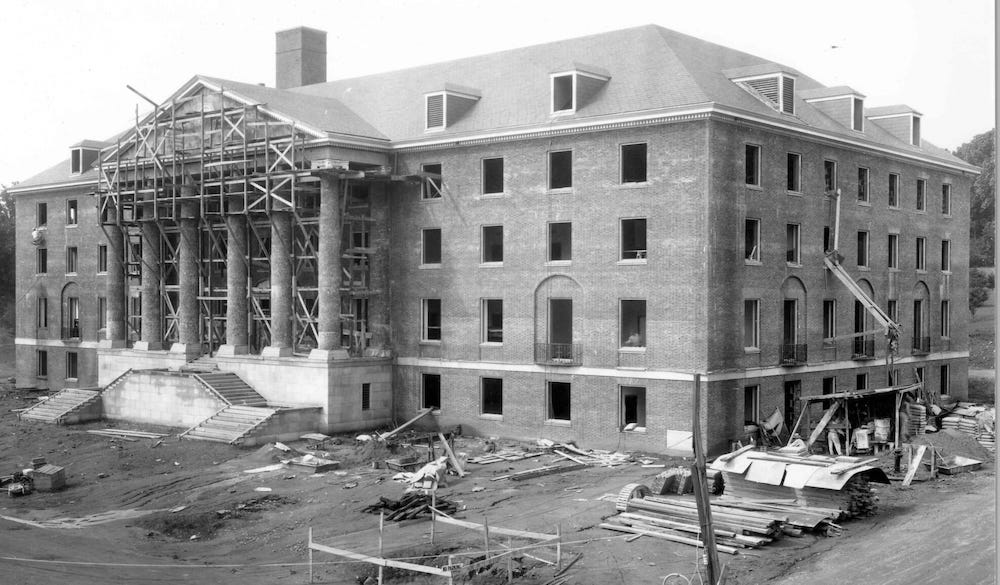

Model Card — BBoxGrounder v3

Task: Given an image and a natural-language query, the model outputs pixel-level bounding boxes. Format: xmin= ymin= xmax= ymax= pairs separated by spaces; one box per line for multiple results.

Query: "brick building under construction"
xmin=11 ymin=25 xmax=977 ymax=455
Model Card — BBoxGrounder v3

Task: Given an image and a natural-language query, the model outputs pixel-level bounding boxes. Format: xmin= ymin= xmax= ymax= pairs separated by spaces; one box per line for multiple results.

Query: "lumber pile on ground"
xmin=466 ymin=449 xmax=544 ymax=465
xmin=604 ymin=485 xmax=850 ymax=552
xmin=361 ymin=493 xmax=458 ymax=521
xmin=490 ymin=463 xmax=588 ymax=481
xmin=554 ymin=444 xmax=632 ymax=467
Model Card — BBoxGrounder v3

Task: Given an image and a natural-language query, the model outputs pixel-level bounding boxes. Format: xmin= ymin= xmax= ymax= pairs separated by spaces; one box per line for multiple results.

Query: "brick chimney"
xmin=276 ymin=27 xmax=327 ymax=89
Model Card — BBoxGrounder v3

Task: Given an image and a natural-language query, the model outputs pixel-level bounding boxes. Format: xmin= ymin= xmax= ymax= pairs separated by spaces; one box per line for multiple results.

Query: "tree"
xmin=955 ymin=129 xmax=995 ymax=267
xmin=969 ymin=268 xmax=993 ymax=316
xmin=0 ymin=184 xmax=14 ymax=335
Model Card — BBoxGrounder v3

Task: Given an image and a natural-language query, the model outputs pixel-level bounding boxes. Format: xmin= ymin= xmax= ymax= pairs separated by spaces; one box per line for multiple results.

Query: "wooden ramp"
xmin=18 ymin=389 xmax=102 ymax=425
xmin=181 ymin=405 xmax=277 ymax=445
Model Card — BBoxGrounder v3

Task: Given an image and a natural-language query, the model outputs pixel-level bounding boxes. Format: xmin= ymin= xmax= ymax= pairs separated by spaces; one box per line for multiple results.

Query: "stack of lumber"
xmin=87 ymin=429 xmax=168 ymax=440
xmin=604 ymin=491 xmax=848 ymax=552
xmin=361 ymin=493 xmax=458 ymax=521
xmin=467 ymin=449 xmax=543 ymax=465
xmin=491 ymin=463 xmax=588 ymax=481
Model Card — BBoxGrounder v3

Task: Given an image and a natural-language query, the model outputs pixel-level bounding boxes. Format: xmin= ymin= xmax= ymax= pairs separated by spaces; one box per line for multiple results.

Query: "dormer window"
xmin=734 ymin=74 xmax=796 ymax=115
xmin=549 ymin=65 xmax=611 ymax=115
xmin=424 ymin=86 xmax=481 ymax=132
xmin=800 ymin=86 xmax=866 ymax=131
xmin=865 ymin=106 xmax=922 ymax=147
xmin=69 ymin=142 xmax=103 ymax=175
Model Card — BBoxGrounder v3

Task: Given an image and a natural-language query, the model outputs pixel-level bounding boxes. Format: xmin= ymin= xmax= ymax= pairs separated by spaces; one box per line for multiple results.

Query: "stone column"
xmin=263 ymin=211 xmax=293 ymax=357
xmin=310 ymin=174 xmax=348 ymax=359
xmin=218 ymin=214 xmax=248 ymax=356
xmin=172 ymin=199 xmax=201 ymax=356
xmin=102 ymin=225 xmax=127 ymax=348
xmin=134 ymin=221 xmax=163 ymax=351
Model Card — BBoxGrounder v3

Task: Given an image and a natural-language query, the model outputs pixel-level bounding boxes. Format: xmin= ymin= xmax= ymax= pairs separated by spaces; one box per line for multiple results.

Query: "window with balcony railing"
xmin=852 ymin=337 xmax=876 ymax=359
xmin=780 ymin=343 xmax=807 ymax=365
xmin=912 ymin=336 xmax=930 ymax=354
xmin=534 ymin=343 xmax=582 ymax=366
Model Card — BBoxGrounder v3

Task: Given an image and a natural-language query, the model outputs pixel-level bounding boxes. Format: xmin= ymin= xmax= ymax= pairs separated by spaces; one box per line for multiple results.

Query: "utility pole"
xmin=691 ymin=373 xmax=723 ymax=585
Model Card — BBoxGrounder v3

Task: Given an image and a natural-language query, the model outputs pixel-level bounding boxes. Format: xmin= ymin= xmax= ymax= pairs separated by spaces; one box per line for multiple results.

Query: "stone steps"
xmin=183 ymin=405 xmax=276 ymax=445
xmin=193 ymin=372 xmax=267 ymax=407
xmin=19 ymin=389 xmax=101 ymax=424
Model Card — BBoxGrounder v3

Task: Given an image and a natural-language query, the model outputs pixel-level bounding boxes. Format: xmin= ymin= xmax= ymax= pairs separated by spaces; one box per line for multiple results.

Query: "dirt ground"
xmin=0 ymin=378 xmax=995 ymax=585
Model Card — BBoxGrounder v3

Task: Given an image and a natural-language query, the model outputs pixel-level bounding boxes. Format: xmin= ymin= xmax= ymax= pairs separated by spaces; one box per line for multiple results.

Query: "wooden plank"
xmin=437 ymin=432 xmax=465 ymax=477
xmin=430 ymin=508 xmax=558 ymax=541
xmin=806 ymin=401 xmax=841 ymax=447
xmin=715 ymin=444 xmax=754 ymax=463
xmin=377 ymin=408 xmax=433 ymax=442
xmin=553 ymin=450 xmax=590 ymax=465
xmin=309 ymin=541 xmax=451 ymax=576
xmin=599 ymin=524 xmax=739 ymax=555
xmin=828 ymin=457 xmax=879 ymax=475
xmin=902 ymin=445 xmax=927 ymax=486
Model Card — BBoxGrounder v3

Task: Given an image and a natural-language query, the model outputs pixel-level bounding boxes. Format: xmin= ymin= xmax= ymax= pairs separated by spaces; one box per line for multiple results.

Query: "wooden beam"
xmin=902 ymin=445 xmax=927 ymax=486
xmin=309 ymin=541 xmax=451 ymax=577
xmin=715 ymin=444 xmax=754 ymax=462
xmin=599 ymin=524 xmax=739 ymax=555
xmin=377 ymin=408 xmax=433 ymax=442
xmin=438 ymin=432 xmax=465 ymax=477
xmin=806 ymin=401 xmax=841 ymax=447
xmin=430 ymin=508 xmax=558 ymax=541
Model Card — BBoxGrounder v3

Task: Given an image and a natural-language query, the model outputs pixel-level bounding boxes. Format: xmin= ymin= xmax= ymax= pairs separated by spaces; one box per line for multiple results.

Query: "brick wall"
xmin=15 ymin=184 xmax=106 ymax=390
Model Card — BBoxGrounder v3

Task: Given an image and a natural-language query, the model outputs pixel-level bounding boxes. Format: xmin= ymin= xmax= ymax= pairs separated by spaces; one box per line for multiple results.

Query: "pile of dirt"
xmin=138 ymin=494 xmax=294 ymax=540
xmin=913 ymin=429 xmax=994 ymax=465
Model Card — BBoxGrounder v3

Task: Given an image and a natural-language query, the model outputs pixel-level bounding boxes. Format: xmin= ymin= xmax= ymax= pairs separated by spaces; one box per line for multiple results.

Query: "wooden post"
xmin=691 ymin=373 xmax=722 ymax=585
xmin=431 ymin=492 xmax=437 ymax=544
xmin=308 ymin=527 xmax=313 ymax=584
xmin=556 ymin=524 xmax=562 ymax=570
xmin=378 ymin=512 xmax=385 ymax=585
xmin=506 ymin=537 xmax=513 ymax=583
xmin=483 ymin=516 xmax=490 ymax=561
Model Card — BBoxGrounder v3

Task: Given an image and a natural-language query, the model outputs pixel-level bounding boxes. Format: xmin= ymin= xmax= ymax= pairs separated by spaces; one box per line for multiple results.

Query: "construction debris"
xmin=467 ymin=449 xmax=543 ymax=465
xmin=361 ymin=493 xmax=458 ymax=521
xmin=939 ymin=403 xmax=995 ymax=452
xmin=490 ymin=463 xmax=588 ymax=482
xmin=87 ymin=429 xmax=168 ymax=440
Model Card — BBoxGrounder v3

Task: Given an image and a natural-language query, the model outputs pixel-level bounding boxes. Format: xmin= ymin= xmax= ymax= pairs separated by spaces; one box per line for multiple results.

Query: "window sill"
xmin=66 ymin=272 xmax=77 ymax=277
xmin=858 ymin=266 xmax=870 ymax=272
xmin=786 ymin=190 xmax=803 ymax=197
xmin=544 ymin=419 xmax=572 ymax=427
xmin=889 ymin=267 xmax=901 ymax=272
xmin=479 ymin=262 xmax=503 ymax=269
xmin=822 ymin=341 xmax=836 ymax=348
xmin=425 ymin=409 xmax=442 ymax=416
xmin=916 ymin=269 xmax=927 ymax=274
xmin=420 ymin=196 xmax=442 ymax=202
xmin=419 ymin=340 xmax=442 ymax=346
xmin=942 ymin=270 xmax=952 ymax=275
xmin=545 ymin=260 xmax=572 ymax=267
xmin=418 ymin=264 xmax=442 ymax=270
xmin=942 ymin=214 xmax=952 ymax=219
xmin=65 ymin=378 xmax=78 ymax=383
xmin=479 ymin=342 xmax=503 ymax=347
xmin=744 ymin=347 xmax=760 ymax=354
xmin=619 ymin=347 xmax=646 ymax=353
xmin=617 ymin=182 xmax=649 ymax=190
xmin=66 ymin=224 xmax=78 ymax=229
xmin=621 ymin=426 xmax=647 ymax=434
xmin=36 ymin=375 xmax=48 ymax=380
xmin=915 ymin=209 xmax=926 ymax=214
xmin=480 ymin=413 xmax=503 ymax=421
xmin=786 ymin=262 xmax=802 ymax=268
xmin=745 ymin=259 xmax=762 ymax=266
xmin=889 ymin=205 xmax=900 ymax=211
xmin=547 ymin=187 xmax=574 ymax=195
xmin=617 ymin=259 xmax=647 ymax=266
xmin=745 ymin=184 xmax=762 ymax=191
xmin=481 ymin=192 xmax=506 ymax=199
xmin=97 ymin=271 xmax=107 ymax=276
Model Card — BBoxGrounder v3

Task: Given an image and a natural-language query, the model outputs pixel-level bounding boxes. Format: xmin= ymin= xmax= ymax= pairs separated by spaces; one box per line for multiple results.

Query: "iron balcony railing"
xmin=852 ymin=337 xmax=876 ymax=359
xmin=912 ymin=336 xmax=931 ymax=354
xmin=780 ymin=343 xmax=807 ymax=365
xmin=61 ymin=323 xmax=80 ymax=340
xmin=535 ymin=343 xmax=582 ymax=366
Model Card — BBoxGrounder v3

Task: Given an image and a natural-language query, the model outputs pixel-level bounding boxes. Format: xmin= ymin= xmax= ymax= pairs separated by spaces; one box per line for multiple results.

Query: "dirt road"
xmin=767 ymin=472 xmax=996 ymax=585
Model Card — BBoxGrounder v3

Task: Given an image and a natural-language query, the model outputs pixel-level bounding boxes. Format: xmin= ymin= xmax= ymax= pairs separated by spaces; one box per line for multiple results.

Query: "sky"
xmin=0 ymin=0 xmax=994 ymax=188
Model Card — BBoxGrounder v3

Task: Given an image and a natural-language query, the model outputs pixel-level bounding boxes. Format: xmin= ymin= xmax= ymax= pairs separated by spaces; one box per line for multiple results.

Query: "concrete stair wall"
xmin=193 ymin=372 xmax=268 ymax=407
xmin=19 ymin=389 xmax=103 ymax=425
xmin=182 ymin=405 xmax=277 ymax=445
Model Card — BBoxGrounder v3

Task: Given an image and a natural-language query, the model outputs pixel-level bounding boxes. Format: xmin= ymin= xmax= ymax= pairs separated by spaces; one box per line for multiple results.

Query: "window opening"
xmin=786 ymin=224 xmax=800 ymax=264
xmin=421 ymin=163 xmax=442 ymax=199
xmin=361 ymin=383 xmax=371 ymax=411
xmin=621 ymin=386 xmax=646 ymax=429
xmin=786 ymin=152 xmax=801 ymax=191
xmin=482 ymin=157 xmax=504 ymax=194
xmin=889 ymin=173 xmax=899 ymax=207
xmin=482 ymin=225 xmax=503 ymax=263
xmin=548 ymin=222 xmax=572 ymax=261
xmin=743 ymin=299 xmax=759 ymax=349
xmin=857 ymin=167 xmax=869 ymax=202
xmin=482 ymin=378 xmax=503 ymax=415
xmin=552 ymin=74 xmax=574 ymax=112
xmin=745 ymin=145 xmax=761 ymax=186
xmin=422 ymin=374 xmax=441 ymax=410
xmin=422 ymin=228 xmax=441 ymax=265
xmin=621 ymin=143 xmax=648 ymax=184
xmin=824 ymin=160 xmax=837 ymax=192
xmin=548 ymin=150 xmax=573 ymax=189
xmin=483 ymin=299 xmax=503 ymax=343
xmin=857 ymin=231 xmax=869 ymax=268
xmin=422 ymin=299 xmax=441 ymax=341
xmin=888 ymin=234 xmax=898 ymax=268
xmin=622 ymin=218 xmax=647 ymax=260
xmin=620 ymin=300 xmax=646 ymax=347
xmin=547 ymin=381 xmax=571 ymax=421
